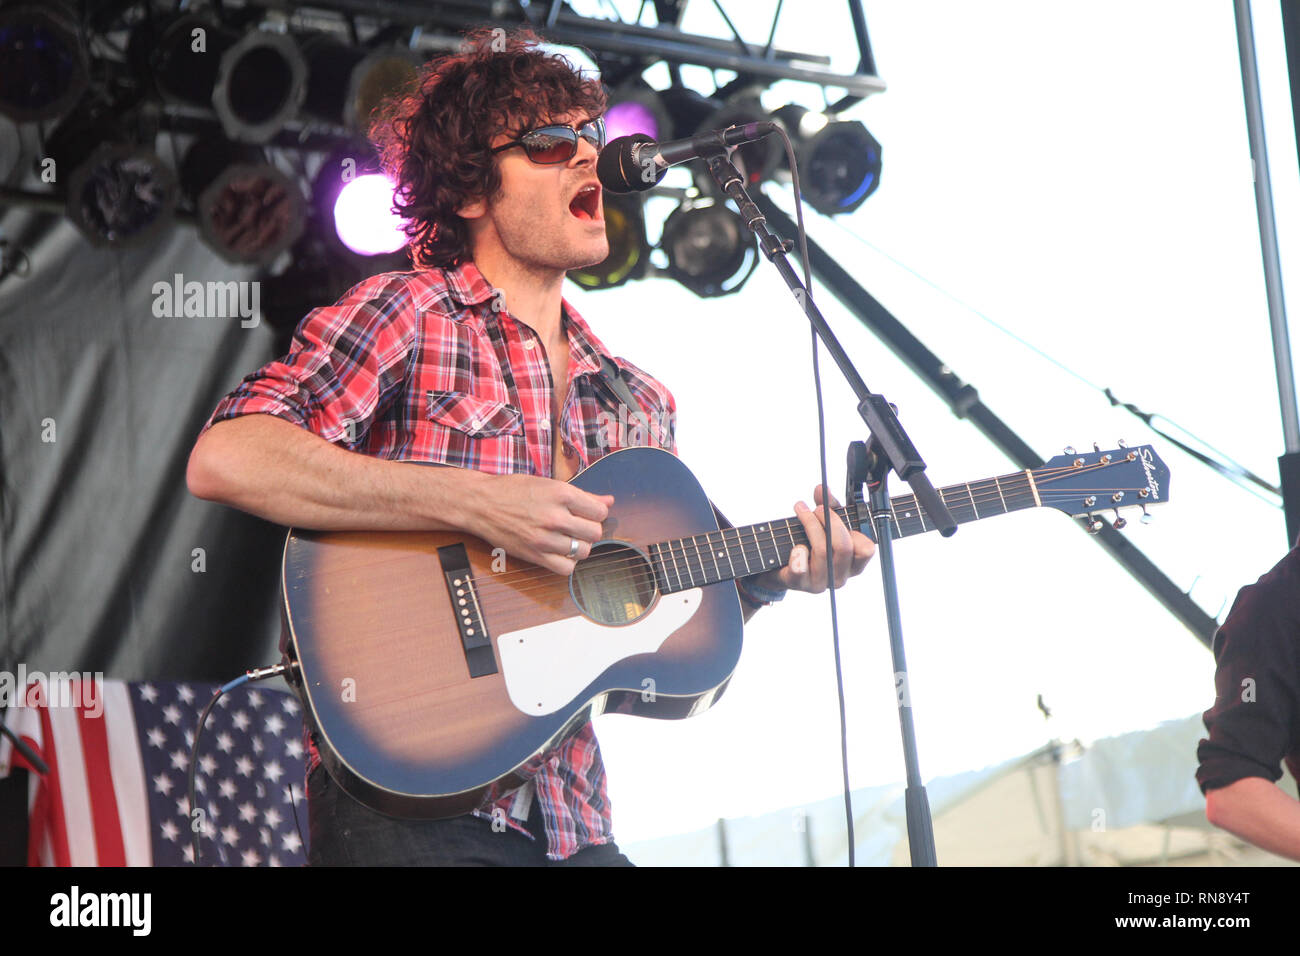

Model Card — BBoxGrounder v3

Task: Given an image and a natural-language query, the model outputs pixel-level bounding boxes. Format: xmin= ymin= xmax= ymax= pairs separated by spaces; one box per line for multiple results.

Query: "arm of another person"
xmin=1204 ymin=777 xmax=1300 ymax=861
xmin=1197 ymin=551 xmax=1300 ymax=859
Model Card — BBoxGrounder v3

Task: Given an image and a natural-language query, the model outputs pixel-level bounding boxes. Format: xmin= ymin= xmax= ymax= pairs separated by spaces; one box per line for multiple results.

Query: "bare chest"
xmin=548 ymin=349 xmax=578 ymax=482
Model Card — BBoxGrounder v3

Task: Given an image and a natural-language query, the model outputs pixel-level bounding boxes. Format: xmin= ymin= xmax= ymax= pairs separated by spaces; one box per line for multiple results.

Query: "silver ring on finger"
xmin=567 ymin=538 xmax=581 ymax=559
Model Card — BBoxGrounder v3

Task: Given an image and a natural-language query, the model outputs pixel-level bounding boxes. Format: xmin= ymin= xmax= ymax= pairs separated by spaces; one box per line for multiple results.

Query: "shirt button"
xmin=470 ymin=418 xmax=483 ymax=430
xmin=522 ymin=339 xmax=537 ymax=350
xmin=538 ymin=418 xmax=550 ymax=430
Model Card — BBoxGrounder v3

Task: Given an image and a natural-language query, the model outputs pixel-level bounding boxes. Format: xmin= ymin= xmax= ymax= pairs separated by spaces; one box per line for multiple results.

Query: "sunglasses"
xmin=491 ymin=117 xmax=606 ymax=165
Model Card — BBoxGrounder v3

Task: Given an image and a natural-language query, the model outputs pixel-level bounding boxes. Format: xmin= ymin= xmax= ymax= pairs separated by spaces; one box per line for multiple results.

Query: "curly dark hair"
xmin=369 ymin=26 xmax=607 ymax=269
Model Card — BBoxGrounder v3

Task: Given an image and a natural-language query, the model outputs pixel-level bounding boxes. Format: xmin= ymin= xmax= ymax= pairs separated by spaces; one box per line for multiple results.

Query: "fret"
xmin=718 ymin=527 xmax=739 ymax=580
xmin=665 ymin=540 xmax=684 ymax=592
xmin=648 ymin=543 xmax=671 ymax=592
xmin=727 ymin=525 xmax=754 ymax=575
xmin=703 ymin=531 xmax=724 ymax=584
xmin=739 ymin=525 xmax=757 ymax=570
xmin=688 ymin=534 xmax=710 ymax=586
xmin=684 ymin=536 xmax=704 ymax=587
xmin=754 ymin=528 xmax=769 ymax=572
xmin=993 ymin=476 xmax=1008 ymax=513
xmin=965 ymin=481 xmax=980 ymax=519
xmin=769 ymin=522 xmax=790 ymax=567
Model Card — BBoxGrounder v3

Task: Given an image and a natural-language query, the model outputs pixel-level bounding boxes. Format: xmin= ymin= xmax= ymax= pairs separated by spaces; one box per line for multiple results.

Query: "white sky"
xmin=553 ymin=0 xmax=1300 ymax=849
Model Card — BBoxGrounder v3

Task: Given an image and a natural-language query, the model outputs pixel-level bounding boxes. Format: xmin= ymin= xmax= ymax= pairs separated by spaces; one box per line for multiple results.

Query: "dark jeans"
xmin=306 ymin=764 xmax=634 ymax=867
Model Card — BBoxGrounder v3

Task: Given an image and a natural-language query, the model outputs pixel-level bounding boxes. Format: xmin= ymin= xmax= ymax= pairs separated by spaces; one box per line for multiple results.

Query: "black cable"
xmin=286 ymin=781 xmax=307 ymax=861
xmin=773 ymin=124 xmax=856 ymax=867
xmin=188 ymin=664 xmax=291 ymax=866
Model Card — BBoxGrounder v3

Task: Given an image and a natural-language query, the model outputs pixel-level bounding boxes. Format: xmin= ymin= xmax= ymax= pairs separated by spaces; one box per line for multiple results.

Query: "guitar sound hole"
xmin=570 ymin=542 xmax=658 ymax=626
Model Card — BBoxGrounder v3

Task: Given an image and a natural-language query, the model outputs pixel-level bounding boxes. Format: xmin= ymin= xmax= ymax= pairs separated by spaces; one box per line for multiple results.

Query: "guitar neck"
xmin=650 ymin=469 xmax=1041 ymax=594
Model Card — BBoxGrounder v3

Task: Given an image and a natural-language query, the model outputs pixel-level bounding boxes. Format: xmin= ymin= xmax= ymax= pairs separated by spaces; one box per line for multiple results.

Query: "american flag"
xmin=0 ymin=678 xmax=309 ymax=866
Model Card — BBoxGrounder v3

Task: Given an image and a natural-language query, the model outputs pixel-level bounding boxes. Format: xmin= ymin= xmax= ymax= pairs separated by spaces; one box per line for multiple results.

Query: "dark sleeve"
xmin=1196 ymin=550 xmax=1300 ymax=793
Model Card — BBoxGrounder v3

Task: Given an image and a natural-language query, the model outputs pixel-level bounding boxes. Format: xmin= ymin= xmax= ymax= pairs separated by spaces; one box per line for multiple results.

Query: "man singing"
xmin=186 ymin=26 xmax=875 ymax=866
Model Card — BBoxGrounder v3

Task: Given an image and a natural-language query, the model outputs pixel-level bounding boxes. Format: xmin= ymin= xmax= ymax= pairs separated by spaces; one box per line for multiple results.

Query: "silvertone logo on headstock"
xmin=1139 ymin=447 xmax=1161 ymax=501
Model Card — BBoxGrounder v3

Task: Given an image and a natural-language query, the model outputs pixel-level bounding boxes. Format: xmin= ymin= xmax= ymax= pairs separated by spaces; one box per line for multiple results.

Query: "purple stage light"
xmin=333 ymin=173 xmax=406 ymax=256
xmin=604 ymin=101 xmax=660 ymax=141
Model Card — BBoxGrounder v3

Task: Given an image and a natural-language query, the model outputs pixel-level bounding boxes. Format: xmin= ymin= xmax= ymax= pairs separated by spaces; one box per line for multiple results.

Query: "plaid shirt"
xmin=202 ymin=260 xmax=676 ymax=860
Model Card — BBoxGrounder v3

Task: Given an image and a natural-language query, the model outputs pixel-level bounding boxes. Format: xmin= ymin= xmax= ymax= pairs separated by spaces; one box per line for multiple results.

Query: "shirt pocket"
xmin=426 ymin=390 xmax=524 ymax=438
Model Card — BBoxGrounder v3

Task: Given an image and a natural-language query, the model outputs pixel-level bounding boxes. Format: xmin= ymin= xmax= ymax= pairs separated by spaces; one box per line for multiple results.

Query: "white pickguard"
xmin=497 ymin=589 xmax=703 ymax=716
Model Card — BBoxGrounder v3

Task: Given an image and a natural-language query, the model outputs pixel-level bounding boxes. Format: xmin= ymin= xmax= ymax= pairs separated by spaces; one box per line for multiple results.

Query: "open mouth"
xmin=568 ymin=184 xmax=601 ymax=221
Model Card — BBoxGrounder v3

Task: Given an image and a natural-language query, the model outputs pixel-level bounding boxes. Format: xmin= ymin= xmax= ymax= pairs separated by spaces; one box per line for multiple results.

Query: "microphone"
xmin=597 ymin=122 xmax=779 ymax=193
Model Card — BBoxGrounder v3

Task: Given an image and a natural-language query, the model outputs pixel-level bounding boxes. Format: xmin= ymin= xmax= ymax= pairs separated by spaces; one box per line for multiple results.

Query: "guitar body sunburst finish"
xmin=281 ymin=447 xmax=743 ymax=819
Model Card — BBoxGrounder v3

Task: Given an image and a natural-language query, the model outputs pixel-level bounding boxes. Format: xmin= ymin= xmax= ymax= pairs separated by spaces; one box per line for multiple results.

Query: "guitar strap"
xmin=594 ymin=354 xmax=642 ymax=419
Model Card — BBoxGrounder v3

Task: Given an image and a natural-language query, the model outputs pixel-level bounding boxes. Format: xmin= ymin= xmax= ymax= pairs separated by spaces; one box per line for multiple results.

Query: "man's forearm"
xmin=186 ymin=413 xmax=488 ymax=532
xmin=1205 ymin=776 xmax=1300 ymax=861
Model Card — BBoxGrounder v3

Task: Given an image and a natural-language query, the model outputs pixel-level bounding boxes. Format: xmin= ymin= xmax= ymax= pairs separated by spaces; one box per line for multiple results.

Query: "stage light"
xmin=657 ymin=85 xmax=717 ymax=143
xmin=694 ymin=92 xmax=783 ymax=196
xmin=311 ymin=148 xmax=407 ymax=258
xmin=301 ymin=37 xmax=421 ymax=133
xmin=603 ymin=82 xmax=671 ymax=142
xmin=182 ymin=138 xmax=306 ymax=265
xmin=0 ymin=3 xmax=88 ymax=122
xmin=774 ymin=105 xmax=882 ymax=216
xmin=66 ymin=143 xmax=178 ymax=248
xmin=212 ymin=30 xmax=308 ymax=143
xmin=132 ymin=16 xmax=306 ymax=143
xmin=568 ymin=192 xmax=649 ymax=290
xmin=44 ymin=97 xmax=178 ymax=248
xmin=659 ymin=200 xmax=758 ymax=298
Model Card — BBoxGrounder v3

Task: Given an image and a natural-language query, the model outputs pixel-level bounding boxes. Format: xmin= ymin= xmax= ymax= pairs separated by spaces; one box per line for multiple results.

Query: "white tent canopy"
xmin=622 ymin=714 xmax=1297 ymax=866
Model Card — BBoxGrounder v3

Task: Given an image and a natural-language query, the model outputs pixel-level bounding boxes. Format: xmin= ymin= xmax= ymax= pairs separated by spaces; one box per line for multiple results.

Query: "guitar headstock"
xmin=1034 ymin=443 xmax=1169 ymax=532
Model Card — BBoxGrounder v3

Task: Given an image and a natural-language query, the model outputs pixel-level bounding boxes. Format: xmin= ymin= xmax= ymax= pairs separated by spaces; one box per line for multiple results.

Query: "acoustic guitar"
xmin=280 ymin=443 xmax=1169 ymax=817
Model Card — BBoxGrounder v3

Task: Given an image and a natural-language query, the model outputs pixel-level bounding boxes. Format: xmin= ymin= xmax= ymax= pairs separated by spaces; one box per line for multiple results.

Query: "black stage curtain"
xmin=0 ymin=208 xmax=287 ymax=683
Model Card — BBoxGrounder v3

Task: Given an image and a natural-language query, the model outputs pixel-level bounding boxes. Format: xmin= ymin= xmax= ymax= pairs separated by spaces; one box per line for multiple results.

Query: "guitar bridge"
xmin=438 ymin=543 xmax=497 ymax=678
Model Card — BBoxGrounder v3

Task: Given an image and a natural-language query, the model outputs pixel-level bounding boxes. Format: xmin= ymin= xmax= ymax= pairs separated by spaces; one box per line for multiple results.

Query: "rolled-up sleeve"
xmin=203 ymin=272 xmax=418 ymax=445
xmin=1196 ymin=557 xmax=1300 ymax=793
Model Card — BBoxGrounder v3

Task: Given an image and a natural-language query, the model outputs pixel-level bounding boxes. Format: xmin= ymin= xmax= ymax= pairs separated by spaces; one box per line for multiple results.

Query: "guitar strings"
xmin=468 ymin=465 xmax=1155 ymax=610
xmin=472 ymin=483 xmax=1156 ymax=613
xmin=469 ymin=493 xmax=1152 ymax=631
xmin=468 ymin=459 xmax=1150 ymax=594
xmin=468 ymin=464 xmax=1154 ymax=601
xmin=476 ymin=485 xmax=1154 ymax=605
xmin=465 ymin=458 xmax=1141 ymax=590
xmin=470 ymin=482 xmax=1155 ymax=629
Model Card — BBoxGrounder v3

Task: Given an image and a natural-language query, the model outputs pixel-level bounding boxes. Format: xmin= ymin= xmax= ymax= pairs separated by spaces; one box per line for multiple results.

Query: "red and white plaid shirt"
xmin=202 ymin=260 xmax=676 ymax=860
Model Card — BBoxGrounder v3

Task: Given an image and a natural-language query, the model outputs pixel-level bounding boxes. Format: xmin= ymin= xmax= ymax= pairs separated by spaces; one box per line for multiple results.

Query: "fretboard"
xmin=649 ymin=469 xmax=1041 ymax=593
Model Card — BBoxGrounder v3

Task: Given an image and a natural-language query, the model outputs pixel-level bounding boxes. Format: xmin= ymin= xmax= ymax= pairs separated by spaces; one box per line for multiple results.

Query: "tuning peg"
xmin=1112 ymin=510 xmax=1127 ymax=531
xmin=1093 ymin=442 xmax=1101 ymax=452
xmin=1064 ymin=445 xmax=1076 ymax=455
xmin=1083 ymin=515 xmax=1104 ymax=534
xmin=1140 ymin=504 xmax=1153 ymax=525
xmin=1117 ymin=439 xmax=1128 ymax=448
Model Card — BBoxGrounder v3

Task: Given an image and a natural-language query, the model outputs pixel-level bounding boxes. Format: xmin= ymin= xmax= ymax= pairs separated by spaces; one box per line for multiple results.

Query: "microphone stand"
xmin=701 ymin=145 xmax=956 ymax=866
